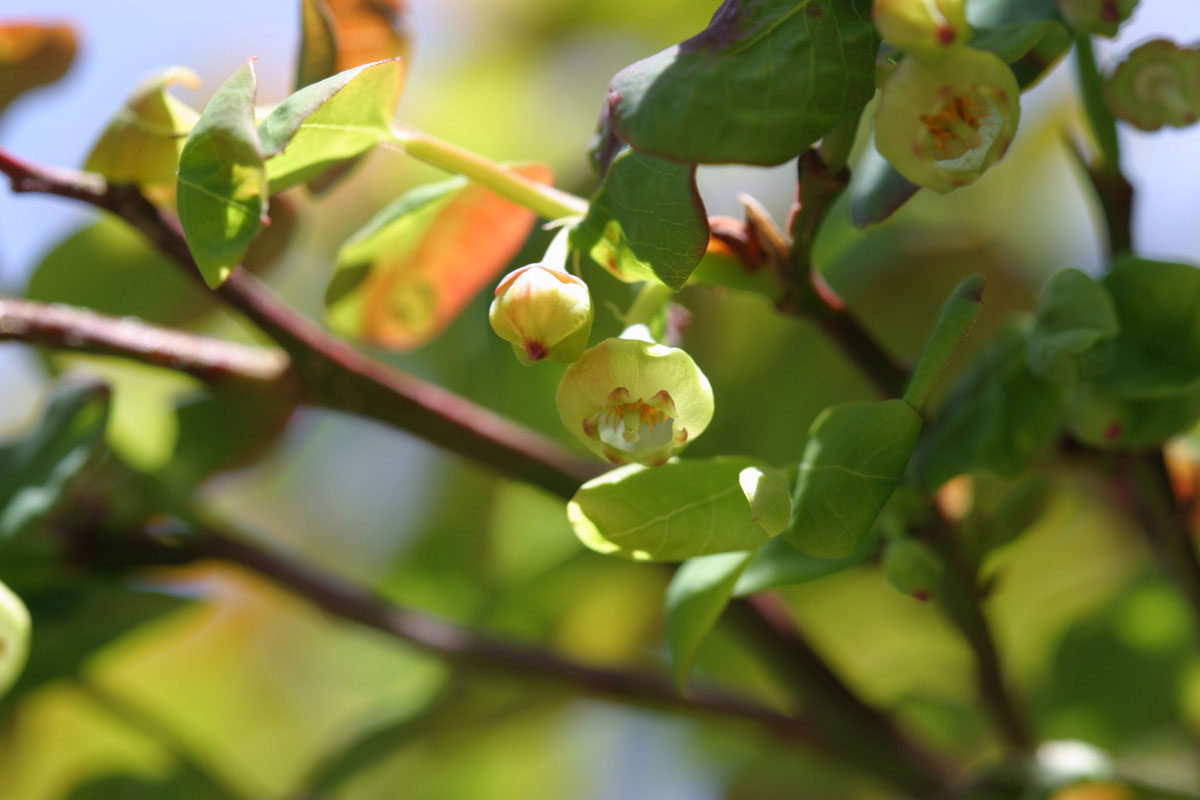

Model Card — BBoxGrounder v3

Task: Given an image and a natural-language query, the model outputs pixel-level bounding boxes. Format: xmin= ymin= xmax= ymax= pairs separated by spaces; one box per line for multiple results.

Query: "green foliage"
xmin=788 ymin=399 xmax=922 ymax=557
xmin=0 ymin=382 xmax=110 ymax=542
xmin=568 ymin=457 xmax=785 ymax=561
xmin=176 ymin=61 xmax=266 ymax=288
xmin=1026 ymin=268 xmax=1118 ymax=385
xmin=904 ymin=274 xmax=985 ymax=411
xmin=733 ymin=525 xmax=881 ymax=595
xmin=665 ymin=550 xmax=754 ymax=687
xmin=607 ymin=0 xmax=879 ymax=165
xmin=570 ymin=146 xmax=708 ymax=289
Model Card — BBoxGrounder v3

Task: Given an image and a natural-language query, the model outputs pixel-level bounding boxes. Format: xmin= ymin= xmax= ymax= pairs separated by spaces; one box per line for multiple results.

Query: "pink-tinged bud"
xmin=489 ymin=264 xmax=593 ymax=365
xmin=1105 ymin=40 xmax=1200 ymax=131
xmin=873 ymin=0 xmax=970 ymax=64
xmin=1057 ymin=0 xmax=1138 ymax=38
xmin=556 ymin=337 xmax=714 ymax=466
xmin=0 ymin=580 xmax=30 ymax=699
xmin=875 ymin=48 xmax=1020 ymax=193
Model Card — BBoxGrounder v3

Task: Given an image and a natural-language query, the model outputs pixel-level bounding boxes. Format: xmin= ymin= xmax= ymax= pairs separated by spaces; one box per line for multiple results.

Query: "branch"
xmin=0 ymin=148 xmax=601 ymax=498
xmin=0 ymin=297 xmax=290 ymax=390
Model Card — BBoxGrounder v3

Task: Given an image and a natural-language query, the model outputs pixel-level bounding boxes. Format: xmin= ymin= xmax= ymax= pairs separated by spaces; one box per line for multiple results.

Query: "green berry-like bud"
xmin=873 ymin=0 xmax=970 ymax=64
xmin=489 ymin=264 xmax=594 ymax=365
xmin=1057 ymin=0 xmax=1138 ymax=38
xmin=1104 ymin=40 xmax=1200 ymax=131
xmin=882 ymin=538 xmax=944 ymax=601
xmin=556 ymin=337 xmax=714 ymax=466
xmin=875 ymin=48 xmax=1020 ymax=194
xmin=0 ymin=580 xmax=30 ymax=699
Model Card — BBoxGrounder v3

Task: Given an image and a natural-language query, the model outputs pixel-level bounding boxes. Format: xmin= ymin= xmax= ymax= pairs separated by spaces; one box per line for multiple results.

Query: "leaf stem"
xmin=389 ymin=126 xmax=588 ymax=220
xmin=1073 ymin=35 xmax=1121 ymax=177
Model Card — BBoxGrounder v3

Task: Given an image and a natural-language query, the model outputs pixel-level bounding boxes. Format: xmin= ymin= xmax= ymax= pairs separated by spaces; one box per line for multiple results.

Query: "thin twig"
xmin=0 ymin=297 xmax=290 ymax=389
xmin=0 ymin=148 xmax=600 ymax=498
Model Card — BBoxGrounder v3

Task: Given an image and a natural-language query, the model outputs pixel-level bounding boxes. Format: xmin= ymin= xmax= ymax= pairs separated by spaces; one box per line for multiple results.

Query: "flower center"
xmin=584 ymin=388 xmax=681 ymax=463
xmin=920 ymin=90 xmax=1003 ymax=170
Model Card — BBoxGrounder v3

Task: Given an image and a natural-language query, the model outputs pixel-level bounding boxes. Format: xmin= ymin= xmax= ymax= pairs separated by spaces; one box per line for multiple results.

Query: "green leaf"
xmin=665 ymin=550 xmax=754 ymax=688
xmin=296 ymin=0 xmax=338 ymax=90
xmin=966 ymin=0 xmax=1071 ymax=88
xmin=25 ymin=218 xmax=218 ymax=327
xmin=259 ymin=59 xmax=404 ymax=193
xmin=1099 ymin=257 xmax=1200 ymax=398
xmin=904 ymin=274 xmax=985 ymax=411
xmin=570 ymin=146 xmax=708 ymax=289
xmin=0 ymin=381 xmax=110 ymax=542
xmin=733 ymin=524 xmax=880 ymax=595
xmin=567 ymin=457 xmax=785 ymax=562
xmin=882 ymin=537 xmax=944 ymax=600
xmin=1026 ymin=268 xmax=1119 ymax=385
xmin=1064 ymin=383 xmax=1200 ymax=450
xmin=65 ymin=772 xmax=227 ymax=800
xmin=83 ymin=66 xmax=200 ymax=191
xmin=326 ymin=167 xmax=548 ymax=349
xmin=848 ymin=141 xmax=920 ymax=228
xmin=176 ymin=60 xmax=266 ymax=288
xmin=607 ymin=0 xmax=879 ymax=165
xmin=787 ymin=399 xmax=922 ymax=557
xmin=915 ymin=323 xmax=1063 ymax=489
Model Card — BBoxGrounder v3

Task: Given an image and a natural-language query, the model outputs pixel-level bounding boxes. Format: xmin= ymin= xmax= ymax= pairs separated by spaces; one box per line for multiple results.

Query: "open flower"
xmin=875 ymin=47 xmax=1020 ymax=193
xmin=873 ymin=0 xmax=970 ymax=64
xmin=1105 ymin=40 xmax=1200 ymax=131
xmin=556 ymin=336 xmax=713 ymax=466
xmin=489 ymin=264 xmax=593 ymax=365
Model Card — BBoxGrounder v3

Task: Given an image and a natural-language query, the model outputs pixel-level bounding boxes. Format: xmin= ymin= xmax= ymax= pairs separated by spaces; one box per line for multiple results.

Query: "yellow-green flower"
xmin=556 ymin=337 xmax=713 ymax=466
xmin=873 ymin=0 xmax=970 ymax=64
xmin=0 ymin=580 xmax=30 ymax=699
xmin=875 ymin=47 xmax=1020 ymax=193
xmin=489 ymin=264 xmax=593 ymax=365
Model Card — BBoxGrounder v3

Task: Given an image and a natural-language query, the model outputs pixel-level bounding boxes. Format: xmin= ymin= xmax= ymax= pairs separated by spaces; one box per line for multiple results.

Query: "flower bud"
xmin=489 ymin=264 xmax=593 ymax=365
xmin=873 ymin=0 xmax=970 ymax=64
xmin=0 ymin=580 xmax=30 ymax=698
xmin=875 ymin=48 xmax=1020 ymax=193
xmin=556 ymin=337 xmax=714 ymax=466
xmin=1104 ymin=40 xmax=1200 ymax=131
xmin=1057 ymin=0 xmax=1138 ymax=38
xmin=882 ymin=538 xmax=944 ymax=601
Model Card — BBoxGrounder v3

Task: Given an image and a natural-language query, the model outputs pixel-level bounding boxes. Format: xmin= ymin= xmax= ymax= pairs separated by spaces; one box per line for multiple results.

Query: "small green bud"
xmin=1057 ymin=0 xmax=1138 ymax=38
xmin=489 ymin=264 xmax=593 ymax=365
xmin=0 ymin=580 xmax=30 ymax=699
xmin=556 ymin=337 xmax=714 ymax=466
xmin=882 ymin=537 xmax=944 ymax=600
xmin=873 ymin=0 xmax=970 ymax=64
xmin=1104 ymin=40 xmax=1200 ymax=131
xmin=875 ymin=48 xmax=1020 ymax=193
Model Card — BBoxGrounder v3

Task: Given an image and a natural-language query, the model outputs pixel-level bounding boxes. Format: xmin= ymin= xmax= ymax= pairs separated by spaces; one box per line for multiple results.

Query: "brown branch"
xmin=0 ymin=148 xmax=601 ymax=498
xmin=0 ymin=297 xmax=290 ymax=389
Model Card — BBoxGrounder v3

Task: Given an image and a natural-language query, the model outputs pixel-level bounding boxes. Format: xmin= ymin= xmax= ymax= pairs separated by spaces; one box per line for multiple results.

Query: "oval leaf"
xmin=260 ymin=59 xmax=404 ymax=193
xmin=177 ymin=60 xmax=266 ymax=288
xmin=666 ymin=550 xmax=755 ymax=689
xmin=568 ymin=457 xmax=783 ymax=562
xmin=326 ymin=166 xmax=550 ymax=349
xmin=787 ymin=399 xmax=922 ymax=558
xmin=570 ymin=146 xmax=708 ymax=289
xmin=0 ymin=23 xmax=77 ymax=116
xmin=734 ymin=525 xmax=881 ymax=595
xmin=1027 ymin=268 xmax=1119 ymax=384
xmin=608 ymin=0 xmax=879 ymax=165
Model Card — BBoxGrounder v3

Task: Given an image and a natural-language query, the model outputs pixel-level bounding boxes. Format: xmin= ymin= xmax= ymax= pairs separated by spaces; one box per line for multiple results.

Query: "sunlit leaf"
xmin=177 ymin=60 xmax=266 ymax=288
xmin=570 ymin=146 xmax=708 ymax=289
xmin=0 ymin=381 xmax=110 ymax=542
xmin=326 ymin=0 xmax=411 ymax=75
xmin=84 ymin=67 xmax=201 ymax=193
xmin=608 ymin=0 xmax=878 ymax=165
xmin=733 ymin=525 xmax=880 ymax=595
xmin=665 ymin=550 xmax=754 ymax=688
xmin=260 ymin=59 xmax=404 ymax=193
xmin=326 ymin=166 xmax=549 ymax=349
xmin=787 ymin=399 xmax=922 ymax=558
xmin=568 ymin=457 xmax=785 ymax=562
xmin=0 ymin=22 xmax=77 ymax=115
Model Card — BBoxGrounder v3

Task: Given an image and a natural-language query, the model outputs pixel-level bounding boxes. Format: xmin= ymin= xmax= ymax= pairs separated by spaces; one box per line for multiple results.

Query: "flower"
xmin=874 ymin=47 xmax=1020 ymax=193
xmin=0 ymin=580 xmax=30 ymax=698
xmin=1057 ymin=0 xmax=1138 ymax=38
xmin=873 ymin=0 xmax=970 ymax=64
xmin=1104 ymin=40 xmax=1200 ymax=131
xmin=556 ymin=336 xmax=713 ymax=465
xmin=489 ymin=264 xmax=593 ymax=364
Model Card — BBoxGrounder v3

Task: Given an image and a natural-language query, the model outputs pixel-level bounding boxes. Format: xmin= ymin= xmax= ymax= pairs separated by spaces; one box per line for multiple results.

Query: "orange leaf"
xmin=0 ymin=22 xmax=77 ymax=115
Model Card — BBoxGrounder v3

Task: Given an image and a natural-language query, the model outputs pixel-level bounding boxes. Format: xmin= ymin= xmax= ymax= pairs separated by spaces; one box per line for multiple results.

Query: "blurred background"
xmin=2 ymin=1 xmax=1200 ymax=797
